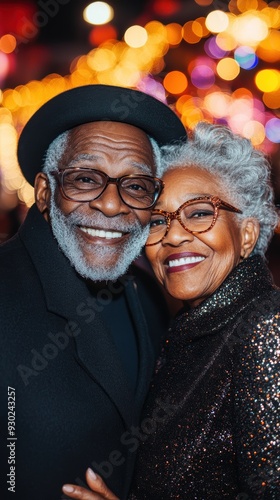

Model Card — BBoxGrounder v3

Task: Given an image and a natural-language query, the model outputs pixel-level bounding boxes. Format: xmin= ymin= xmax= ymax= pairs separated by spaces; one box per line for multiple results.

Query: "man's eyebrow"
xmin=131 ymin=162 xmax=154 ymax=175
xmin=68 ymin=154 xmax=100 ymax=165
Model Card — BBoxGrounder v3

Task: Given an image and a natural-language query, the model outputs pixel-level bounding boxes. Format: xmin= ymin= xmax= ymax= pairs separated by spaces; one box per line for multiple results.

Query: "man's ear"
xmin=240 ymin=218 xmax=260 ymax=259
xmin=34 ymin=173 xmax=51 ymax=220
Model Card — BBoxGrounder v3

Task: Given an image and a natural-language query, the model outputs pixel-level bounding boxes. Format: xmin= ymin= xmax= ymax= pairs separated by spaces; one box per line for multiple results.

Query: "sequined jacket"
xmin=130 ymin=255 xmax=280 ymax=499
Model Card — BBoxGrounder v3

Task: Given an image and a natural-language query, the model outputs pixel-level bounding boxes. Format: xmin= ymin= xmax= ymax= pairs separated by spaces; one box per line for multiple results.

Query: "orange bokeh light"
xmin=0 ymin=34 xmax=17 ymax=54
xmin=164 ymin=71 xmax=188 ymax=94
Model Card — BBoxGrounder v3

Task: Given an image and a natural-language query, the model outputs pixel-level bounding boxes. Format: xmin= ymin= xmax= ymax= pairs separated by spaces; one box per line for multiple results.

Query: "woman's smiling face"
xmin=145 ymin=166 xmax=257 ymax=307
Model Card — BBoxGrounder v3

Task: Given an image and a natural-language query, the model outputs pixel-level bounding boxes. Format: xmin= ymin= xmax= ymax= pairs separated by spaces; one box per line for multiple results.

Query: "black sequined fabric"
xmin=129 ymin=256 xmax=280 ymax=499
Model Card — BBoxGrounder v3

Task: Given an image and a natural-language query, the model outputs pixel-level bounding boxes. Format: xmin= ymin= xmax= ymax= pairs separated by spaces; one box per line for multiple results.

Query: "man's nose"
xmin=88 ymin=182 xmax=130 ymax=216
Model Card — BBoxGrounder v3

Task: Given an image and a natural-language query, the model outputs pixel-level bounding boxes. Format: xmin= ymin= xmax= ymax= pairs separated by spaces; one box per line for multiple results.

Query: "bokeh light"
xmin=216 ymin=58 xmax=240 ymax=80
xmin=257 ymin=30 xmax=280 ymax=62
xmin=83 ymin=2 xmax=114 ymax=25
xmin=242 ymin=120 xmax=266 ymax=146
xmin=0 ymin=0 xmax=280 ymax=208
xmin=165 ymin=23 xmax=183 ymax=45
xmin=0 ymin=52 xmax=10 ymax=82
xmin=89 ymin=25 xmax=117 ymax=46
xmin=205 ymin=10 xmax=229 ymax=33
xmin=263 ymin=90 xmax=280 ymax=110
xmin=255 ymin=69 xmax=280 ymax=92
xmin=124 ymin=26 xmax=148 ymax=48
xmin=234 ymin=46 xmax=258 ymax=69
xmin=231 ymin=12 xmax=269 ymax=46
xmin=153 ymin=0 xmax=181 ymax=17
xmin=265 ymin=118 xmax=280 ymax=143
xmin=163 ymin=71 xmax=188 ymax=94
xmin=191 ymin=65 xmax=215 ymax=89
xmin=0 ymin=35 xmax=17 ymax=54
xmin=204 ymin=36 xmax=229 ymax=59
xmin=182 ymin=21 xmax=201 ymax=44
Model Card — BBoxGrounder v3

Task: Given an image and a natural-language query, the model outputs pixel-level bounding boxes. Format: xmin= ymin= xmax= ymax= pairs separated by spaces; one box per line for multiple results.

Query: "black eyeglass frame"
xmin=50 ymin=167 xmax=164 ymax=210
xmin=145 ymin=195 xmax=243 ymax=246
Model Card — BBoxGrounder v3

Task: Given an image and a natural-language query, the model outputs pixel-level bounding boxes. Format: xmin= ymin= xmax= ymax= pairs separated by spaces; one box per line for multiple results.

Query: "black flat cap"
xmin=17 ymin=84 xmax=187 ymax=186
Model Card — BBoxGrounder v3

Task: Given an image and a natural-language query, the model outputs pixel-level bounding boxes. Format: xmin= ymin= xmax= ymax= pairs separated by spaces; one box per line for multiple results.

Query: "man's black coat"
xmin=0 ymin=205 xmax=167 ymax=500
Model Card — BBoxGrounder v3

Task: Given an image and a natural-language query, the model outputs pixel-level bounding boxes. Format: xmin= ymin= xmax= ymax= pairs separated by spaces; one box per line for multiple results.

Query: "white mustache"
xmin=58 ymin=209 xmax=143 ymax=234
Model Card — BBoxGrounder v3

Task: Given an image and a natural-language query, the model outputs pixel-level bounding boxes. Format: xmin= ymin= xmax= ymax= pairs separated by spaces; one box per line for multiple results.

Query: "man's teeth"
xmin=169 ymin=256 xmax=205 ymax=268
xmin=80 ymin=227 xmax=123 ymax=239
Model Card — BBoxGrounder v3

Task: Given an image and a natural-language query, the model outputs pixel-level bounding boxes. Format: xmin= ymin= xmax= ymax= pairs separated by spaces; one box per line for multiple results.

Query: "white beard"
xmin=48 ymin=195 xmax=150 ymax=282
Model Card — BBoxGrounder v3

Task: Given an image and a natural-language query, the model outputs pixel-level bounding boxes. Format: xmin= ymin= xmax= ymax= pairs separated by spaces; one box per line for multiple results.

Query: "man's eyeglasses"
xmin=145 ymin=195 xmax=243 ymax=246
xmin=50 ymin=168 xmax=164 ymax=210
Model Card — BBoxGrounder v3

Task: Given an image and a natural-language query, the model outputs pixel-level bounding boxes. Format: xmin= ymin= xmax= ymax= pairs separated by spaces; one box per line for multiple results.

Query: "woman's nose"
xmin=162 ymin=218 xmax=194 ymax=246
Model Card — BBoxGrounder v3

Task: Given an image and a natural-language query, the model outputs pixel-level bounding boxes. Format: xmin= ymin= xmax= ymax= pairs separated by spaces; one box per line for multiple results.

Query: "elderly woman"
xmin=62 ymin=122 xmax=280 ymax=499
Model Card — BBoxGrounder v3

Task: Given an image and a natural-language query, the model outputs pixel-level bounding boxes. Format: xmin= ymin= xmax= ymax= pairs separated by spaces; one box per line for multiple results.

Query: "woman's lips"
xmin=164 ymin=252 xmax=205 ymax=273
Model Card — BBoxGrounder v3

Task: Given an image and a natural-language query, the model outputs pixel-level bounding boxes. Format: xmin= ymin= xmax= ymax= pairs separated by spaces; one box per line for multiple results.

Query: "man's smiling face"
xmin=36 ymin=121 xmax=156 ymax=281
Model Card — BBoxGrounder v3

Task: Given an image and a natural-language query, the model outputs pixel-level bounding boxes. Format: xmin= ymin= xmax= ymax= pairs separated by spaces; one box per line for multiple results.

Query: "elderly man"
xmin=0 ymin=85 xmax=186 ymax=499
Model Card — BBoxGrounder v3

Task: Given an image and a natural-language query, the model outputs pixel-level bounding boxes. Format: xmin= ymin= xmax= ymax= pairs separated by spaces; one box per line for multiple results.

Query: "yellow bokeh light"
xmin=163 ymin=71 xmax=188 ymax=94
xmin=205 ymin=10 xmax=229 ymax=33
xmin=110 ymin=64 xmax=141 ymax=87
xmin=145 ymin=21 xmax=166 ymax=36
xmin=255 ymin=69 xmax=280 ymax=92
xmin=175 ymin=94 xmax=194 ymax=114
xmin=95 ymin=70 xmax=116 ymax=85
xmin=216 ymin=58 xmax=240 ymax=81
xmin=83 ymin=2 xmax=114 ymax=25
xmin=261 ymin=7 xmax=280 ymax=29
xmin=0 ymin=34 xmax=17 ymax=54
xmin=0 ymin=107 xmax=13 ymax=124
xmin=124 ymin=26 xmax=148 ymax=48
xmin=18 ymin=182 xmax=35 ymax=206
xmin=87 ymin=48 xmax=116 ymax=71
xmin=181 ymin=107 xmax=205 ymax=128
xmin=237 ymin=0 xmax=259 ymax=13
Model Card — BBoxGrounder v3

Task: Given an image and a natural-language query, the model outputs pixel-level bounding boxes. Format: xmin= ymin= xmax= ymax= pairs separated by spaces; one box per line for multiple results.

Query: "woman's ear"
xmin=240 ymin=218 xmax=260 ymax=259
xmin=34 ymin=173 xmax=51 ymax=220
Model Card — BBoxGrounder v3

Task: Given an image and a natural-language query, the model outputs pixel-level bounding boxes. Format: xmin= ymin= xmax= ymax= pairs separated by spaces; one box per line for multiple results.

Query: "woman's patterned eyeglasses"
xmin=145 ymin=195 xmax=243 ymax=246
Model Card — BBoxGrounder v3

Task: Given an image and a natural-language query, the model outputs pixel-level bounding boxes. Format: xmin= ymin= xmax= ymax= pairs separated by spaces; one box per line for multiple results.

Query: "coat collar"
xmin=19 ymin=204 xmax=153 ymax=427
xmin=173 ymin=255 xmax=275 ymax=341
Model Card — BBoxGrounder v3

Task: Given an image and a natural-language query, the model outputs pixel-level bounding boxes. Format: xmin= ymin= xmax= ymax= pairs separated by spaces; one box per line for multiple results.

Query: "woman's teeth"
xmin=168 ymin=256 xmax=205 ymax=267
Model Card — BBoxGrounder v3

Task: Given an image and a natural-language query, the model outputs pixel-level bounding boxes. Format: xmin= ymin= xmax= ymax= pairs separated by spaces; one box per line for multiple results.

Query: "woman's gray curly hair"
xmin=159 ymin=121 xmax=278 ymax=256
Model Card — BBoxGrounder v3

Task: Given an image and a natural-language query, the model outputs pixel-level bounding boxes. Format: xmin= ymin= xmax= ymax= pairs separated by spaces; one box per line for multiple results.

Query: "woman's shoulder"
xmin=232 ymin=287 xmax=280 ymax=366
